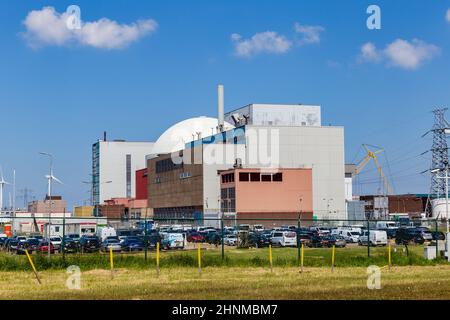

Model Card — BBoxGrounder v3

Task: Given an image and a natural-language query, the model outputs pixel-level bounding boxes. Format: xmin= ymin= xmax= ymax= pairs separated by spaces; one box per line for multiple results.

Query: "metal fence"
xmin=0 ymin=215 xmax=448 ymax=263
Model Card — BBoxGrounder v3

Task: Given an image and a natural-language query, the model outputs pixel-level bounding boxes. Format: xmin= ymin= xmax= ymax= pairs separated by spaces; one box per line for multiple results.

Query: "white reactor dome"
xmin=150 ymin=116 xmax=235 ymax=156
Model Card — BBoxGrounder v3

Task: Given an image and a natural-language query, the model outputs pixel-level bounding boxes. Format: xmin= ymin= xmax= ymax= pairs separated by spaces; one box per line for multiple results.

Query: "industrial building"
xmin=219 ymin=168 xmax=313 ymax=225
xmin=92 ymin=138 xmax=154 ymax=205
xmin=147 ymin=85 xmax=346 ymax=224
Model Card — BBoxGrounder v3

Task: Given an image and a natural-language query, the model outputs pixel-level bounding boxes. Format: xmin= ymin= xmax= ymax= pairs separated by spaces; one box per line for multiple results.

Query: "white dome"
xmin=151 ymin=116 xmax=234 ymax=156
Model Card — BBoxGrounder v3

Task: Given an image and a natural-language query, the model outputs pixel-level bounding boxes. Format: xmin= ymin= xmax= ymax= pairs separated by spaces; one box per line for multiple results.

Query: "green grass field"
xmin=2 ymin=266 xmax=450 ymax=300
xmin=1 ymin=245 xmax=449 ymax=299
xmin=0 ymin=244 xmax=444 ymax=271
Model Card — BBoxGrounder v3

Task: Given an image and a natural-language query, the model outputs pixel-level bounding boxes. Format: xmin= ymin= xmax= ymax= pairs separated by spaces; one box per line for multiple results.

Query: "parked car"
xmin=50 ymin=236 xmax=62 ymax=251
xmin=6 ymin=239 xmax=19 ymax=253
xmin=37 ymin=241 xmax=55 ymax=254
xmin=432 ymin=231 xmax=446 ymax=241
xmin=205 ymin=232 xmax=221 ymax=246
xmin=101 ymin=239 xmax=122 ymax=252
xmin=16 ymin=238 xmax=40 ymax=254
xmin=79 ymin=236 xmax=101 ymax=253
xmin=322 ymin=235 xmax=346 ymax=248
xmin=62 ymin=237 xmax=80 ymax=253
xmin=271 ymin=231 xmax=297 ymax=247
xmin=378 ymin=228 xmax=397 ymax=239
xmin=297 ymin=233 xmax=312 ymax=246
xmin=187 ymin=232 xmax=205 ymax=243
xmin=339 ymin=230 xmax=361 ymax=243
xmin=310 ymin=227 xmax=331 ymax=236
xmin=395 ymin=228 xmax=431 ymax=245
xmin=66 ymin=234 xmax=81 ymax=242
xmin=306 ymin=234 xmax=324 ymax=248
xmin=160 ymin=233 xmax=184 ymax=250
xmin=224 ymin=234 xmax=237 ymax=246
xmin=253 ymin=224 xmax=264 ymax=232
xmin=248 ymin=232 xmax=271 ymax=248
xmin=121 ymin=237 xmax=144 ymax=252
xmin=359 ymin=230 xmax=388 ymax=246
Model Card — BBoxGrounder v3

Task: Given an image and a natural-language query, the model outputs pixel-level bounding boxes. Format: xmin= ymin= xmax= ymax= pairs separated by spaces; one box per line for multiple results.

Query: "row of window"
xmin=155 ymin=158 xmax=182 ymax=173
xmin=221 ymin=173 xmax=235 ymax=184
xmin=238 ymin=172 xmax=283 ymax=182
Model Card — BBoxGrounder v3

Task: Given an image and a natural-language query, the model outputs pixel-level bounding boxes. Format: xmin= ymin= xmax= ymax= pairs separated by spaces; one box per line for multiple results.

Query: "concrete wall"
xmin=97 ymin=141 xmax=154 ymax=203
xmin=225 ymin=104 xmax=321 ymax=127
xmin=244 ymin=125 xmax=346 ymax=220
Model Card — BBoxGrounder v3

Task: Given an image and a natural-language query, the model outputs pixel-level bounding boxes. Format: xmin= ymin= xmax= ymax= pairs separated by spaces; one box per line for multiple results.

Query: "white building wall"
xmin=345 ymin=177 xmax=353 ymax=201
xmin=225 ymin=104 xmax=321 ymax=127
xmin=244 ymin=125 xmax=346 ymax=220
xmin=98 ymin=141 xmax=154 ymax=204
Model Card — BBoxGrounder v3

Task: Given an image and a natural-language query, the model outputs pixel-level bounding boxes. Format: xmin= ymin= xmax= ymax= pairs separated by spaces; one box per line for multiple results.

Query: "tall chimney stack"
xmin=218 ymin=84 xmax=224 ymax=132
xmin=104 ymin=131 xmax=107 ymax=141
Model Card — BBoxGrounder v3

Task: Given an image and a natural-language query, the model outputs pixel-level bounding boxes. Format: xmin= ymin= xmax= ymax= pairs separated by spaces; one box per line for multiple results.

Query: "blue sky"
xmin=1 ymin=0 xmax=450 ymax=208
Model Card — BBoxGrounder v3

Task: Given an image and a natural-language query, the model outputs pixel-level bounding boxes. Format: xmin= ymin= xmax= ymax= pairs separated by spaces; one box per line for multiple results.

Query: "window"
xmin=250 ymin=173 xmax=260 ymax=182
xmin=228 ymin=188 xmax=235 ymax=198
xmin=221 ymin=188 xmax=228 ymax=199
xmin=261 ymin=174 xmax=272 ymax=182
xmin=126 ymin=154 xmax=131 ymax=198
xmin=239 ymin=172 xmax=249 ymax=181
xmin=273 ymin=173 xmax=283 ymax=182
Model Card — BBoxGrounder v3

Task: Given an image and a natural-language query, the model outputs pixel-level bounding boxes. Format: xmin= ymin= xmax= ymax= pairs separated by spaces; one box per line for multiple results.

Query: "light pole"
xmin=39 ymin=152 xmax=53 ymax=259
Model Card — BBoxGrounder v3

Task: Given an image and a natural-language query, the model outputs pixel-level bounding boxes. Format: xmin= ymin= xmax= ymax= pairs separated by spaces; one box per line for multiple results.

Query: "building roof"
xmin=150 ymin=116 xmax=234 ymax=156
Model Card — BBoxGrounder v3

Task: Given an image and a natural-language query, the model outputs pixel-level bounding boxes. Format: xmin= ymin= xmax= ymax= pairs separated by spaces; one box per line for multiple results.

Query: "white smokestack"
xmin=218 ymin=84 xmax=224 ymax=132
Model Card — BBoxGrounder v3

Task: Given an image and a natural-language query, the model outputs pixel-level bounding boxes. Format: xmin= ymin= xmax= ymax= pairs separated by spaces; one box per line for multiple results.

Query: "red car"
xmin=37 ymin=241 xmax=55 ymax=254
xmin=187 ymin=232 xmax=205 ymax=243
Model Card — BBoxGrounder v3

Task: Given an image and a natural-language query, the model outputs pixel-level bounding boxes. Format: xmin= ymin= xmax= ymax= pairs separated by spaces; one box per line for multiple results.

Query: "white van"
xmin=359 ymin=230 xmax=387 ymax=246
xmin=339 ymin=230 xmax=360 ymax=243
xmin=271 ymin=231 xmax=297 ymax=247
xmin=97 ymin=227 xmax=117 ymax=242
xmin=376 ymin=221 xmax=397 ymax=229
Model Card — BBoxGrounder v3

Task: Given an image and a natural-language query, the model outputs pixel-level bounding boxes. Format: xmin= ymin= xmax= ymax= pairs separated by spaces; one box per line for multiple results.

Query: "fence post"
xmin=269 ymin=244 xmax=273 ymax=272
xmin=435 ymin=219 xmax=439 ymax=259
xmin=109 ymin=246 xmax=114 ymax=279
xmin=331 ymin=244 xmax=335 ymax=273
xmin=197 ymin=242 xmax=202 ymax=276
xmin=297 ymin=217 xmax=301 ymax=266
xmin=367 ymin=219 xmax=371 ymax=258
xmin=388 ymin=241 xmax=392 ymax=271
xmin=25 ymin=249 xmax=41 ymax=285
xmin=156 ymin=242 xmax=160 ymax=276
xmin=300 ymin=243 xmax=304 ymax=273
xmin=62 ymin=215 xmax=66 ymax=261
xmin=144 ymin=218 xmax=148 ymax=262
xmin=221 ymin=215 xmax=225 ymax=261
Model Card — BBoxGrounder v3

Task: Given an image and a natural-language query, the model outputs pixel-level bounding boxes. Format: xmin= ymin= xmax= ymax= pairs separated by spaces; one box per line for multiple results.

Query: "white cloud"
xmin=22 ymin=6 xmax=158 ymax=49
xmin=446 ymin=9 xmax=450 ymax=23
xmin=359 ymin=39 xmax=440 ymax=70
xmin=360 ymin=42 xmax=381 ymax=62
xmin=384 ymin=39 xmax=440 ymax=70
xmin=294 ymin=23 xmax=324 ymax=44
xmin=231 ymin=31 xmax=292 ymax=57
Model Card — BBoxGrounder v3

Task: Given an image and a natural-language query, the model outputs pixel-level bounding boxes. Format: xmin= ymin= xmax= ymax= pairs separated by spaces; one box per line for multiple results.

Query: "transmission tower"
xmin=428 ymin=108 xmax=450 ymax=197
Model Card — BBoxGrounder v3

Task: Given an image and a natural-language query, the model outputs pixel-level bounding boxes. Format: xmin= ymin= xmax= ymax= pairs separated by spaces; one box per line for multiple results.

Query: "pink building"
xmin=219 ymin=168 xmax=313 ymax=226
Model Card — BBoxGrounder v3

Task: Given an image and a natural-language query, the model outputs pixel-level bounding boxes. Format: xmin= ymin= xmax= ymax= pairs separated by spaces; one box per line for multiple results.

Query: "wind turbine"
xmin=39 ymin=152 xmax=63 ymax=258
xmin=0 ymin=167 xmax=10 ymax=213
xmin=45 ymin=168 xmax=63 ymax=198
